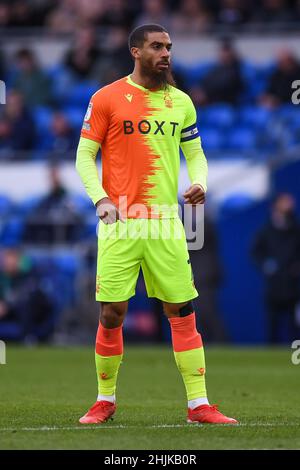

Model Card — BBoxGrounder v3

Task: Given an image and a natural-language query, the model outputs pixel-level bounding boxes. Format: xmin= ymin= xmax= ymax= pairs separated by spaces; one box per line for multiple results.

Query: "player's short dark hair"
xmin=128 ymin=24 xmax=168 ymax=51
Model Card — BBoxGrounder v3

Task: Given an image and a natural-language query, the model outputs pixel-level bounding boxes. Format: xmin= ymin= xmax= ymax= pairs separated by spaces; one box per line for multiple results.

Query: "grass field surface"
xmin=0 ymin=346 xmax=299 ymax=450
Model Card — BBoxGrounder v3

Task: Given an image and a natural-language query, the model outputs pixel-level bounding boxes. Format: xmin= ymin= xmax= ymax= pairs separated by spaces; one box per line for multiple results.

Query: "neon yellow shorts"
xmin=96 ymin=217 xmax=198 ymax=303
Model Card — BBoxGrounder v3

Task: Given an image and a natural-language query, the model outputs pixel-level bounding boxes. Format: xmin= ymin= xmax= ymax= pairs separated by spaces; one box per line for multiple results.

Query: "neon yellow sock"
xmin=173 ymin=347 xmax=206 ymax=400
xmin=169 ymin=313 xmax=207 ymax=400
xmin=95 ymin=322 xmax=123 ymax=397
xmin=95 ymin=352 xmax=123 ymax=396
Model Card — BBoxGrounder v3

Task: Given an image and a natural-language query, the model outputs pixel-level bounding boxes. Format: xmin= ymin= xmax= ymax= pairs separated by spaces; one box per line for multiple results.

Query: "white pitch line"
xmin=0 ymin=423 xmax=299 ymax=432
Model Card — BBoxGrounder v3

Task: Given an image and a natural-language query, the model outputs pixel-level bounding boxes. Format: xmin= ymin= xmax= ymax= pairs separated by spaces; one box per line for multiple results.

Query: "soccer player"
xmin=76 ymin=24 xmax=238 ymax=425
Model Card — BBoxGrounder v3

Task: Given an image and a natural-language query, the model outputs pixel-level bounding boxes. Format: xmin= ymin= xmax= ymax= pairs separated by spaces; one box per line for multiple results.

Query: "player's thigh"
xmin=142 ymin=218 xmax=198 ymax=303
xmin=96 ymin=220 xmax=143 ymax=302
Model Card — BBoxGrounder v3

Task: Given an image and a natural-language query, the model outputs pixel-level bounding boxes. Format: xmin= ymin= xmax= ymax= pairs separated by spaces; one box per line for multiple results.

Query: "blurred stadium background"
xmin=0 ymin=0 xmax=300 ymax=348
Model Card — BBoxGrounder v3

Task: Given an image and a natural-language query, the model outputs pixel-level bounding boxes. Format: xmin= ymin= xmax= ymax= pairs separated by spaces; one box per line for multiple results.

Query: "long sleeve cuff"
xmin=181 ymin=136 xmax=208 ymax=192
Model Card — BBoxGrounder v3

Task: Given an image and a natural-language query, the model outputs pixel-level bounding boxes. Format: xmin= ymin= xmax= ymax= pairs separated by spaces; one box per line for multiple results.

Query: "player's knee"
xmin=100 ymin=302 xmax=127 ymax=328
xmin=178 ymin=301 xmax=195 ymax=317
xmin=163 ymin=300 xmax=194 ymax=318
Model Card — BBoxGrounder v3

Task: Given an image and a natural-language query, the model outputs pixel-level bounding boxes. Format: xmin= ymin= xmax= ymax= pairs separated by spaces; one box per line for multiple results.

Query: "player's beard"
xmin=140 ymin=57 xmax=176 ymax=90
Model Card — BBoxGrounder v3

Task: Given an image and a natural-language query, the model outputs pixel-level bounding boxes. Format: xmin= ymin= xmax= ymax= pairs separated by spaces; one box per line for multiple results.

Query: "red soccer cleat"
xmin=79 ymin=400 xmax=116 ymax=424
xmin=187 ymin=404 xmax=238 ymax=424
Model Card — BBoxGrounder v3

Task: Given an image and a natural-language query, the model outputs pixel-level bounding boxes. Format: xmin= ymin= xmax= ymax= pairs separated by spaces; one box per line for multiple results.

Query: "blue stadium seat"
xmin=220 ymin=193 xmax=256 ymax=215
xmin=240 ymin=62 xmax=275 ymax=102
xmin=29 ymin=251 xmax=81 ymax=313
xmin=252 ymin=63 xmax=276 ymax=99
xmin=53 ymin=253 xmax=82 ymax=306
xmin=62 ymin=81 xmax=100 ymax=107
xmin=0 ymin=194 xmax=13 ymax=217
xmin=69 ymin=193 xmax=94 ymax=213
xmin=62 ymin=106 xmax=85 ymax=130
xmin=45 ymin=64 xmax=75 ymax=102
xmin=240 ymin=62 xmax=259 ymax=102
xmin=176 ymin=62 xmax=214 ymax=88
xmin=17 ymin=195 xmax=43 ymax=215
xmin=200 ymin=105 xmax=235 ymax=129
xmin=0 ymin=217 xmax=24 ymax=245
xmin=239 ymin=106 xmax=272 ymax=128
xmin=82 ymin=217 xmax=98 ymax=239
xmin=0 ymin=322 xmax=23 ymax=341
xmin=32 ymin=106 xmax=54 ymax=150
xmin=279 ymin=105 xmax=300 ymax=126
xmin=257 ymin=62 xmax=276 ymax=82
xmin=226 ymin=126 xmax=257 ymax=150
xmin=32 ymin=106 xmax=53 ymax=133
xmin=54 ymin=253 xmax=81 ymax=276
xmin=198 ymin=126 xmax=224 ymax=151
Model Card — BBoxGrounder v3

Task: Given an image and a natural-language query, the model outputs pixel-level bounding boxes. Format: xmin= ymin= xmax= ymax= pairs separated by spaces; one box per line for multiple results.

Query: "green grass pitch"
xmin=0 ymin=346 xmax=299 ymax=449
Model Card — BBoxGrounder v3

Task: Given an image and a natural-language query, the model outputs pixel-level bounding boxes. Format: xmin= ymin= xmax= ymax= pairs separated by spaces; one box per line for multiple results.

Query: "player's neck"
xmin=130 ymin=69 xmax=165 ymax=92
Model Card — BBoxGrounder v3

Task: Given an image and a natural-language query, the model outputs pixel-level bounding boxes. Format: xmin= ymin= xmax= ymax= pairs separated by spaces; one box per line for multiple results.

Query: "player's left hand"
xmin=183 ymin=184 xmax=205 ymax=205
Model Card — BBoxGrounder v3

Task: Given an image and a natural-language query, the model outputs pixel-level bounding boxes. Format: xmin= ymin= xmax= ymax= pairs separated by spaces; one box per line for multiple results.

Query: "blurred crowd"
xmin=0 ymin=33 xmax=300 ymax=160
xmin=0 ymin=0 xmax=300 ymax=33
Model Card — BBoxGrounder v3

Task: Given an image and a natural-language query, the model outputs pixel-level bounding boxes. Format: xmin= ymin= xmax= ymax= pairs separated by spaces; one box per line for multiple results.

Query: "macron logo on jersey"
xmin=125 ymin=94 xmax=133 ymax=102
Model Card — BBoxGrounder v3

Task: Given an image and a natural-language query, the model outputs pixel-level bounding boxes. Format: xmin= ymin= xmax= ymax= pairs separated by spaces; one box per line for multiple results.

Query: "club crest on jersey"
xmin=164 ymin=92 xmax=173 ymax=108
xmin=84 ymin=102 xmax=93 ymax=121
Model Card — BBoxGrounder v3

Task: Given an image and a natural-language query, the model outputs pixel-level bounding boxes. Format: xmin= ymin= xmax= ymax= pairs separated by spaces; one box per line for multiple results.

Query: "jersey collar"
xmin=126 ymin=75 xmax=162 ymax=93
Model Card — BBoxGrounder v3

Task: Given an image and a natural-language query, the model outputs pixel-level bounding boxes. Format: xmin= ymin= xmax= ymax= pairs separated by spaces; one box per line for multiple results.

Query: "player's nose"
xmin=161 ymin=48 xmax=170 ymax=59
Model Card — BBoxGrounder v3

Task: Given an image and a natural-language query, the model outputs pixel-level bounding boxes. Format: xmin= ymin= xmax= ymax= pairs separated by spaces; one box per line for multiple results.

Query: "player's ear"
xmin=130 ymin=47 xmax=141 ymax=60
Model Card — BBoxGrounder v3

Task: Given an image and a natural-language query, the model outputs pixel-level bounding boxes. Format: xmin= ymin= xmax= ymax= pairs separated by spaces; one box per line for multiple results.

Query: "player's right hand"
xmin=96 ymin=197 xmax=125 ymax=224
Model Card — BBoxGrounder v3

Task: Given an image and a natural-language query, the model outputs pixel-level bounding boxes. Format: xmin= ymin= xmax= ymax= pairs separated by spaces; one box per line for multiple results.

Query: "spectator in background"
xmin=189 ymin=214 xmax=228 ymax=343
xmin=251 ymin=0 xmax=293 ymax=25
xmin=46 ymin=0 xmax=81 ymax=33
xmin=0 ymin=247 xmax=54 ymax=343
xmin=9 ymin=0 xmax=36 ymax=27
xmin=48 ymin=112 xmax=77 ymax=158
xmin=64 ymin=26 xmax=101 ymax=80
xmin=252 ymin=193 xmax=300 ymax=344
xmin=295 ymin=0 xmax=300 ymax=22
xmin=0 ymin=48 xmax=5 ymax=79
xmin=190 ymin=40 xmax=243 ymax=106
xmin=217 ymin=0 xmax=250 ymax=28
xmin=134 ymin=0 xmax=171 ymax=31
xmin=96 ymin=0 xmax=133 ymax=30
xmin=11 ymin=48 xmax=52 ymax=106
xmin=76 ymin=0 xmax=107 ymax=26
xmin=94 ymin=27 xmax=132 ymax=84
xmin=0 ymin=90 xmax=35 ymax=158
xmin=170 ymin=0 xmax=212 ymax=35
xmin=0 ymin=0 xmax=54 ymax=28
xmin=0 ymin=1 xmax=11 ymax=27
xmin=23 ymin=164 xmax=84 ymax=244
xmin=260 ymin=49 xmax=300 ymax=108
